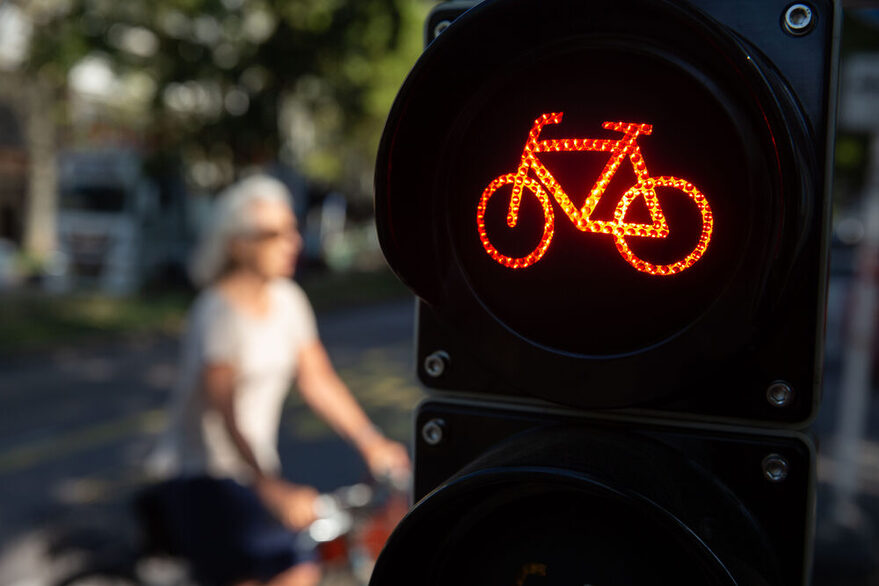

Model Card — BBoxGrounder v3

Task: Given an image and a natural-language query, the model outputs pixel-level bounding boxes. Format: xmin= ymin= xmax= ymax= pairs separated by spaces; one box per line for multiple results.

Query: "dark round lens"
xmin=433 ymin=487 xmax=731 ymax=586
xmin=448 ymin=44 xmax=769 ymax=356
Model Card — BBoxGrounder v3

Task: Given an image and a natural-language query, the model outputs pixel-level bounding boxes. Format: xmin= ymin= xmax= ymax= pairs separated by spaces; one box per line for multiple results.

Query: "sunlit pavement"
xmin=2 ymin=291 xmax=879 ymax=585
xmin=0 ymin=299 xmax=422 ymax=586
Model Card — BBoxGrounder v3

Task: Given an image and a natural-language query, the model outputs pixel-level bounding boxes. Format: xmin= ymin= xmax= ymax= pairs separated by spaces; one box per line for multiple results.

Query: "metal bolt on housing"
xmin=433 ymin=20 xmax=452 ymax=39
xmin=783 ymin=4 xmax=814 ymax=35
xmin=762 ymin=454 xmax=790 ymax=482
xmin=424 ymin=351 xmax=449 ymax=378
xmin=766 ymin=381 xmax=794 ymax=407
xmin=422 ymin=419 xmax=445 ymax=446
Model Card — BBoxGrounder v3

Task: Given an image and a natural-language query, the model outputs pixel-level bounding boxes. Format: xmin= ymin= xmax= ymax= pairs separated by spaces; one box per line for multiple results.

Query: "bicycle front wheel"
xmin=613 ymin=177 xmax=713 ymax=276
xmin=476 ymin=173 xmax=554 ymax=269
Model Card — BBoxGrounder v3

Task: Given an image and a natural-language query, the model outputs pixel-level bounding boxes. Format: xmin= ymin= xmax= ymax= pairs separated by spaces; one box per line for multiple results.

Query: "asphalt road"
xmin=0 ymin=298 xmax=422 ymax=585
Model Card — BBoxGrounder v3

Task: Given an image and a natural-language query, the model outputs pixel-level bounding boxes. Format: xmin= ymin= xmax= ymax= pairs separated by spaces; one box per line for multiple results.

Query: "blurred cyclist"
xmin=149 ymin=174 xmax=410 ymax=586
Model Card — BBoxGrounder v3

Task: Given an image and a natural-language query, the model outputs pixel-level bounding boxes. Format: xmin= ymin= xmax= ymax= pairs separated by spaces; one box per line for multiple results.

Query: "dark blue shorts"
xmin=142 ymin=476 xmax=317 ymax=586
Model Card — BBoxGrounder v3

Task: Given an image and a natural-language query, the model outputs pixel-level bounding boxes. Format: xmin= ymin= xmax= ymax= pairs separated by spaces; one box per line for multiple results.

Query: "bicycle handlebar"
xmin=304 ymin=474 xmax=411 ymax=545
xmin=602 ymin=121 xmax=653 ymax=135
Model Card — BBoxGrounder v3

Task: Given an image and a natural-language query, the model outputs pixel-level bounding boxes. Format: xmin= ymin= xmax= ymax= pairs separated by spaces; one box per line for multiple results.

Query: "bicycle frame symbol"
xmin=476 ymin=112 xmax=713 ymax=276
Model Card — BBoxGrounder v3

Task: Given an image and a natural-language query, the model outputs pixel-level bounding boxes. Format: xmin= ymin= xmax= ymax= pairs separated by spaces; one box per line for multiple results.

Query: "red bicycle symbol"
xmin=476 ymin=112 xmax=713 ymax=276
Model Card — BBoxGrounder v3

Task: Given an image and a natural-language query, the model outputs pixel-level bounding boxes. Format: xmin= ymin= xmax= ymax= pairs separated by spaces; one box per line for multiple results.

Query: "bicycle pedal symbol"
xmin=476 ymin=112 xmax=714 ymax=276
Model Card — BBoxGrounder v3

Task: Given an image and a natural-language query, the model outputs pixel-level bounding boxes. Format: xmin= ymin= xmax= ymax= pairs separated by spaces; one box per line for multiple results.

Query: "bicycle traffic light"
xmin=371 ymin=0 xmax=838 ymax=584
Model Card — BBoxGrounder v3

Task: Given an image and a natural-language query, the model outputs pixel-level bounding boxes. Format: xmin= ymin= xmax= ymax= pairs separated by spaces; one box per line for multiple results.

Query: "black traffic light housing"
xmin=377 ymin=0 xmax=838 ymax=426
xmin=371 ymin=0 xmax=838 ymax=584
xmin=371 ymin=400 xmax=815 ymax=586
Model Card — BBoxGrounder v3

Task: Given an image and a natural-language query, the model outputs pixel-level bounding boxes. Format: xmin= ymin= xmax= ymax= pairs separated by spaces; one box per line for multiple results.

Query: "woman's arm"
xmin=201 ymin=362 xmax=317 ymax=528
xmin=296 ymin=340 xmax=411 ymax=478
xmin=202 ymin=362 xmax=267 ymax=479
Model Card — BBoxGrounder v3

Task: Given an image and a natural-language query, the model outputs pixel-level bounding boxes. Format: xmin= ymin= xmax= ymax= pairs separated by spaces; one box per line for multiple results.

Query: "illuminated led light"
xmin=477 ymin=173 xmax=554 ymax=268
xmin=613 ymin=176 xmax=713 ymax=275
xmin=515 ymin=564 xmax=547 ymax=586
xmin=476 ymin=113 xmax=713 ymax=274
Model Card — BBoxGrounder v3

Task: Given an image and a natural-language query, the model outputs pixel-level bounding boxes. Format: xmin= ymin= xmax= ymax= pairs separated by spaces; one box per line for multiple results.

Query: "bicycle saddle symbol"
xmin=476 ymin=112 xmax=714 ymax=276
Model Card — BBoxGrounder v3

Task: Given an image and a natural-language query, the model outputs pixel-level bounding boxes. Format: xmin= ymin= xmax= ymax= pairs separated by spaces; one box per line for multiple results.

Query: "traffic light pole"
xmin=831 ymin=132 xmax=879 ymax=527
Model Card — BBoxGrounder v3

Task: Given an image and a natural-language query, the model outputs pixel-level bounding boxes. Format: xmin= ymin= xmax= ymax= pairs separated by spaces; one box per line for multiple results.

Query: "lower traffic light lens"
xmin=370 ymin=426 xmax=782 ymax=586
xmin=434 ymin=477 xmax=734 ymax=585
xmin=372 ymin=468 xmax=737 ymax=586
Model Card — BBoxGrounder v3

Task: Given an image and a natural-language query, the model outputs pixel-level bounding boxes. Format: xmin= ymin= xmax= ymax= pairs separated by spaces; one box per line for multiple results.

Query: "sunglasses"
xmin=239 ymin=227 xmax=298 ymax=242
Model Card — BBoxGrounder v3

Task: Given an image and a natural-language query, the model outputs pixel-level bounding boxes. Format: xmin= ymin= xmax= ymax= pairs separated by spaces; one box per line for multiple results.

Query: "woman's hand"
xmin=361 ymin=437 xmax=412 ymax=488
xmin=256 ymin=476 xmax=319 ymax=530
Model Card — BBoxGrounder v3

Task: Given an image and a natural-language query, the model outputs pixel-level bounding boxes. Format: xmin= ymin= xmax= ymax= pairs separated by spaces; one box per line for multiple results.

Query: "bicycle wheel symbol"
xmin=612 ymin=177 xmax=713 ymax=276
xmin=476 ymin=173 xmax=555 ymax=269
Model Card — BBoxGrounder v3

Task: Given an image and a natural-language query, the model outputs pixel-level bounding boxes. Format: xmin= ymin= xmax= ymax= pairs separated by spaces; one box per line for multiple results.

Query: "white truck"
xmin=54 ymin=148 xmax=191 ymax=295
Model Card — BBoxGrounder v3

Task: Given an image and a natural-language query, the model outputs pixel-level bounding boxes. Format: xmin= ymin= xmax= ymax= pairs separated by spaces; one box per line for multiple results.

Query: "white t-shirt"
xmin=157 ymin=279 xmax=318 ymax=482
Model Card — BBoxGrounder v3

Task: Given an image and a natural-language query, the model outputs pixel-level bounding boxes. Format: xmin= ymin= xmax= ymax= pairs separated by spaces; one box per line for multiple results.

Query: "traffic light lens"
xmin=372 ymin=465 xmax=741 ymax=586
xmin=449 ymin=45 xmax=772 ymax=356
xmin=433 ymin=487 xmax=733 ymax=586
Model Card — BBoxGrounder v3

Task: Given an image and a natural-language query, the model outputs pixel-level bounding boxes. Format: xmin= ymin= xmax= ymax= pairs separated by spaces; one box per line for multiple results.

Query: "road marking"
xmin=0 ymin=409 xmax=166 ymax=476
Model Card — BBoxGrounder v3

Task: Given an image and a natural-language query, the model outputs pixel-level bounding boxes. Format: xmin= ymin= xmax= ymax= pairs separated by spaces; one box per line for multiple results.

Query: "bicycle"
xmin=476 ymin=112 xmax=713 ymax=276
xmin=51 ymin=477 xmax=408 ymax=586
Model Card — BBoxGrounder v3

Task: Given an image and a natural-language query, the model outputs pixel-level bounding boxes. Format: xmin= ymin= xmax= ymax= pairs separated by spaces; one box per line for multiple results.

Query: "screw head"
xmin=766 ymin=381 xmax=794 ymax=407
xmin=424 ymin=351 xmax=449 ymax=378
xmin=433 ymin=20 xmax=452 ymax=39
xmin=762 ymin=454 xmax=790 ymax=482
xmin=783 ymin=3 xmax=814 ymax=35
xmin=422 ymin=419 xmax=445 ymax=446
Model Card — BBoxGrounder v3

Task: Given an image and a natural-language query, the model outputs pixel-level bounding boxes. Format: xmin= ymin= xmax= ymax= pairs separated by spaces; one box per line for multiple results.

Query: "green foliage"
xmin=0 ymin=292 xmax=191 ymax=352
xmin=841 ymin=10 xmax=879 ymax=56
xmin=25 ymin=0 xmax=430 ymax=197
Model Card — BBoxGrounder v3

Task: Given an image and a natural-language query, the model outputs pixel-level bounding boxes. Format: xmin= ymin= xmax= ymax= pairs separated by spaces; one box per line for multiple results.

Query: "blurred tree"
xmin=833 ymin=9 xmax=879 ymax=212
xmin=23 ymin=0 xmax=428 ymax=198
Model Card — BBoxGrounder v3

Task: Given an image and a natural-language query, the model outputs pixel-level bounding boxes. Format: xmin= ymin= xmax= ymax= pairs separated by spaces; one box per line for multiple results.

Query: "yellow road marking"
xmin=0 ymin=409 xmax=166 ymax=476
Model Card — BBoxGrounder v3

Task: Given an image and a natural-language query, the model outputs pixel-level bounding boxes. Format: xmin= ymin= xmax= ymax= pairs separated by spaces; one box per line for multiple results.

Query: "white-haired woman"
xmin=152 ymin=175 xmax=410 ymax=586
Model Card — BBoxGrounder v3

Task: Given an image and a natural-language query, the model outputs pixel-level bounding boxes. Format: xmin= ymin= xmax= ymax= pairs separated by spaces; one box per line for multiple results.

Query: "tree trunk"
xmin=0 ymin=71 xmax=57 ymax=262
xmin=22 ymin=75 xmax=56 ymax=260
